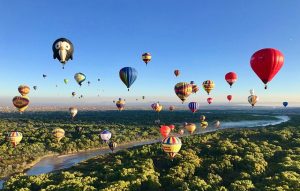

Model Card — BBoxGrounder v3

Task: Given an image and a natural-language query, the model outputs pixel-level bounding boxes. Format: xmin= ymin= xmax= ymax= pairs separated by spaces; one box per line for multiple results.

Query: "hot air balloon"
xmin=113 ymin=100 xmax=116 ymax=103
xmin=174 ymin=70 xmax=180 ymax=77
xmin=250 ymin=89 xmax=255 ymax=95
xmin=250 ymin=48 xmax=284 ymax=89
xmin=174 ymin=82 xmax=193 ymax=103
xmin=98 ymin=78 xmax=100 ymax=82
xmin=116 ymin=98 xmax=125 ymax=111
xmin=188 ymin=102 xmax=199 ymax=113
xmin=201 ymin=121 xmax=208 ymax=129
xmin=69 ymin=107 xmax=78 ymax=119
xmin=227 ymin=95 xmax=233 ymax=102
xmin=109 ymin=141 xmax=117 ymax=152
xmin=142 ymin=96 xmax=145 ymax=100
xmin=169 ymin=124 xmax=175 ymax=131
xmin=169 ymin=105 xmax=175 ymax=111
xmin=18 ymin=85 xmax=30 ymax=96
xmin=185 ymin=123 xmax=196 ymax=134
xmin=213 ymin=120 xmax=221 ymax=128
xmin=190 ymin=81 xmax=199 ymax=93
xmin=52 ymin=128 xmax=65 ymax=142
xmin=74 ymin=73 xmax=86 ymax=86
xmin=33 ymin=86 xmax=37 ymax=90
xmin=72 ymin=92 xmax=76 ymax=97
xmin=100 ymin=130 xmax=112 ymax=143
xmin=160 ymin=125 xmax=171 ymax=138
xmin=119 ymin=67 xmax=138 ymax=91
xmin=248 ymin=95 xmax=259 ymax=108
xmin=43 ymin=74 xmax=47 ymax=79
xmin=7 ymin=131 xmax=23 ymax=147
xmin=207 ymin=98 xmax=213 ymax=105
xmin=142 ymin=53 xmax=151 ymax=65
xmin=225 ymin=72 xmax=238 ymax=88
xmin=87 ymin=81 xmax=91 ymax=86
xmin=12 ymin=96 xmax=29 ymax=113
xmin=178 ymin=129 xmax=184 ymax=135
xmin=151 ymin=102 xmax=163 ymax=112
xmin=283 ymin=102 xmax=288 ymax=107
xmin=64 ymin=79 xmax=69 ymax=84
xmin=202 ymin=80 xmax=215 ymax=95
xmin=52 ymin=38 xmax=74 ymax=69
xmin=200 ymin=115 xmax=206 ymax=122
xmin=162 ymin=136 xmax=182 ymax=159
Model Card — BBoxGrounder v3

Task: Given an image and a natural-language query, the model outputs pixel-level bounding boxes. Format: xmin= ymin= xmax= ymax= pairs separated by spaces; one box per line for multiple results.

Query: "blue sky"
xmin=0 ymin=0 xmax=300 ymax=105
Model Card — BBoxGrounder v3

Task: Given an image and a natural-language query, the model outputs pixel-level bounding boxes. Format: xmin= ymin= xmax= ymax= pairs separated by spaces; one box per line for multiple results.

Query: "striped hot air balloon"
xmin=188 ymin=102 xmax=199 ymax=113
xmin=162 ymin=136 xmax=182 ymax=159
xmin=7 ymin=131 xmax=23 ymax=147
xmin=142 ymin=53 xmax=151 ymax=65
xmin=202 ymin=80 xmax=215 ymax=95
xmin=185 ymin=123 xmax=196 ymax=134
xmin=174 ymin=82 xmax=193 ymax=103
xmin=52 ymin=128 xmax=65 ymax=142
xmin=119 ymin=67 xmax=138 ymax=91
xmin=248 ymin=95 xmax=259 ymax=108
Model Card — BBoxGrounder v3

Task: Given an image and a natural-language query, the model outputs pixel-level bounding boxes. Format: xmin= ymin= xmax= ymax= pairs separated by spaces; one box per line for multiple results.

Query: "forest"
xmin=0 ymin=109 xmax=299 ymax=190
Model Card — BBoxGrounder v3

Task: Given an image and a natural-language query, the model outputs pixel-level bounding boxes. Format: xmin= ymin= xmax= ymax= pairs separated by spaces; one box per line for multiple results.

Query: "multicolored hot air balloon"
xmin=162 ymin=136 xmax=182 ymax=159
xmin=225 ymin=72 xmax=238 ymax=88
xmin=250 ymin=89 xmax=255 ymax=95
xmin=119 ymin=67 xmax=138 ymax=91
xmin=202 ymin=80 xmax=215 ymax=95
xmin=250 ymin=48 xmax=284 ymax=89
xmin=12 ymin=96 xmax=29 ymax=113
xmin=169 ymin=105 xmax=175 ymax=111
xmin=188 ymin=102 xmax=199 ymax=113
xmin=160 ymin=125 xmax=171 ymax=138
xmin=185 ymin=123 xmax=196 ymax=134
xmin=190 ymin=81 xmax=199 ymax=93
xmin=109 ymin=141 xmax=117 ymax=152
xmin=7 ymin=131 xmax=23 ymax=147
xmin=116 ymin=98 xmax=125 ymax=111
xmin=283 ymin=102 xmax=288 ymax=107
xmin=64 ymin=79 xmax=69 ymax=84
xmin=227 ymin=95 xmax=233 ymax=102
xmin=74 ymin=73 xmax=86 ymax=86
xmin=18 ymin=85 xmax=30 ymax=96
xmin=213 ymin=120 xmax=221 ymax=128
xmin=52 ymin=38 xmax=74 ymax=69
xmin=142 ymin=53 xmax=151 ymax=65
xmin=52 ymin=128 xmax=65 ymax=142
xmin=178 ymin=129 xmax=184 ymax=135
xmin=100 ymin=130 xmax=112 ymax=143
xmin=248 ymin=95 xmax=259 ymax=108
xmin=151 ymin=102 xmax=163 ymax=112
xmin=201 ymin=121 xmax=208 ymax=129
xmin=69 ymin=107 xmax=78 ymax=119
xmin=207 ymin=98 xmax=213 ymax=105
xmin=174 ymin=82 xmax=193 ymax=103
xmin=174 ymin=70 xmax=180 ymax=77
xmin=200 ymin=115 xmax=206 ymax=122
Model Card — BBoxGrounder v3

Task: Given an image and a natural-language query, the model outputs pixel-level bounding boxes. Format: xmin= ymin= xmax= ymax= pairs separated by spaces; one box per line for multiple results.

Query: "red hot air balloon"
xmin=250 ymin=48 xmax=284 ymax=89
xmin=225 ymin=72 xmax=238 ymax=88
xmin=169 ymin=124 xmax=175 ymax=131
xmin=160 ymin=125 xmax=171 ymax=138
xmin=174 ymin=70 xmax=180 ymax=77
xmin=207 ymin=97 xmax=213 ymax=104
xmin=227 ymin=95 xmax=232 ymax=102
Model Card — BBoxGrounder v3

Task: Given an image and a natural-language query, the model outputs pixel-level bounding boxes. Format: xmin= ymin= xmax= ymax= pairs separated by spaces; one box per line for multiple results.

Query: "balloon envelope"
xmin=188 ymin=102 xmax=199 ymax=113
xmin=162 ymin=136 xmax=182 ymax=159
xmin=174 ymin=82 xmax=193 ymax=103
xmin=52 ymin=128 xmax=65 ymax=142
xmin=225 ymin=72 xmax=238 ymax=87
xmin=8 ymin=131 xmax=23 ymax=147
xmin=100 ymin=130 xmax=112 ymax=142
xmin=160 ymin=125 xmax=171 ymax=138
xmin=119 ymin=67 xmax=138 ymax=91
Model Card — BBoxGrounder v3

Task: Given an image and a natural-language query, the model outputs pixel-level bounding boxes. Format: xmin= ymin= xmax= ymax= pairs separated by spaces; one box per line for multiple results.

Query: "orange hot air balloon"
xmin=160 ymin=125 xmax=171 ymax=138
xmin=18 ymin=85 xmax=30 ymax=96
xmin=185 ymin=123 xmax=196 ymax=134
xmin=174 ymin=70 xmax=180 ymax=77
xmin=12 ymin=96 xmax=30 ymax=113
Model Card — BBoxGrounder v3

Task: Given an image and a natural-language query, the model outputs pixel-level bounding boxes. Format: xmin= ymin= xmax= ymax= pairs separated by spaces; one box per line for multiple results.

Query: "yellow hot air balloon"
xmin=202 ymin=80 xmax=215 ymax=95
xmin=248 ymin=95 xmax=259 ymax=108
xmin=200 ymin=115 xmax=206 ymax=122
xmin=201 ymin=121 xmax=208 ymax=129
xmin=185 ymin=123 xmax=196 ymax=134
xmin=7 ymin=131 xmax=23 ymax=147
xmin=12 ymin=96 xmax=29 ymax=113
xmin=142 ymin=53 xmax=151 ymax=65
xmin=18 ymin=85 xmax=30 ymax=96
xmin=174 ymin=82 xmax=193 ymax=103
xmin=69 ymin=107 xmax=78 ymax=119
xmin=116 ymin=98 xmax=125 ymax=111
xmin=52 ymin=128 xmax=65 ymax=142
xmin=74 ymin=73 xmax=86 ymax=86
xmin=162 ymin=136 xmax=182 ymax=159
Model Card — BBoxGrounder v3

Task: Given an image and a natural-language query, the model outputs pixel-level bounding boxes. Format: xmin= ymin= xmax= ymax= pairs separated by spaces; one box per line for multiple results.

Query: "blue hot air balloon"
xmin=283 ymin=102 xmax=288 ymax=107
xmin=119 ymin=67 xmax=138 ymax=91
xmin=188 ymin=102 xmax=199 ymax=113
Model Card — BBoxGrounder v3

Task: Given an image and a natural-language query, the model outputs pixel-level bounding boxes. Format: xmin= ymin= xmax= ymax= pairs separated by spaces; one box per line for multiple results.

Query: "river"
xmin=0 ymin=115 xmax=289 ymax=189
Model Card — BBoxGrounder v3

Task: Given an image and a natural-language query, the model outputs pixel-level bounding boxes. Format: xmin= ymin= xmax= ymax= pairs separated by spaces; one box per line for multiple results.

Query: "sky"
xmin=0 ymin=0 xmax=300 ymax=106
